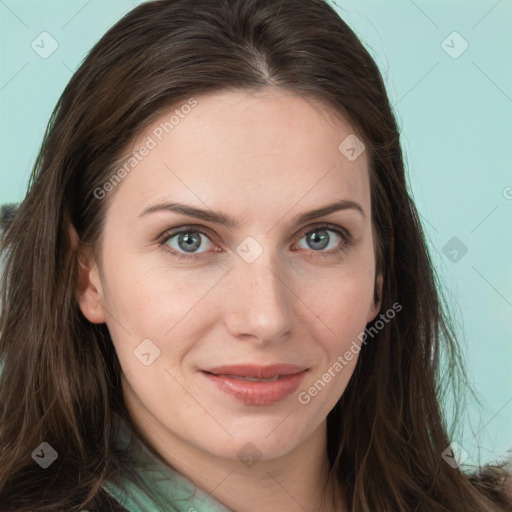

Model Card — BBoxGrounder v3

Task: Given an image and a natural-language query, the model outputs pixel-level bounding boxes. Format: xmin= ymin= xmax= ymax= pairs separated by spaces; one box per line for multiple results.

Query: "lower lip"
xmin=201 ymin=371 xmax=307 ymax=405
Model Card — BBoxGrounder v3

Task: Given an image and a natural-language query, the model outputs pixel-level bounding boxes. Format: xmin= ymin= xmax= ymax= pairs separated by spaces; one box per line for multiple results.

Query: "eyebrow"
xmin=139 ymin=199 xmax=365 ymax=228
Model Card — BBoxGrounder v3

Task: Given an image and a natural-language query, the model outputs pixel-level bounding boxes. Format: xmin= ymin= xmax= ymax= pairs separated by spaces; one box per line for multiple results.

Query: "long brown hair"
xmin=1 ymin=0 xmax=510 ymax=510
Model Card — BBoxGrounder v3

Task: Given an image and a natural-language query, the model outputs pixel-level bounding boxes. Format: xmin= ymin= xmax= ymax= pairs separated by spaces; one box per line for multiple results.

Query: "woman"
xmin=0 ymin=0 xmax=510 ymax=510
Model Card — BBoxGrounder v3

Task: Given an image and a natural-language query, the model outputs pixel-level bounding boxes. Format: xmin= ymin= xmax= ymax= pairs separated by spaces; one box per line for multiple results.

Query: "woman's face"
xmin=78 ymin=87 xmax=381 ymax=462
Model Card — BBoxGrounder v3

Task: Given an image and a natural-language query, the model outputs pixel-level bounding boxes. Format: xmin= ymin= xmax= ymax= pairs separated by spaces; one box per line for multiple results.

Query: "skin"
xmin=77 ymin=87 xmax=383 ymax=512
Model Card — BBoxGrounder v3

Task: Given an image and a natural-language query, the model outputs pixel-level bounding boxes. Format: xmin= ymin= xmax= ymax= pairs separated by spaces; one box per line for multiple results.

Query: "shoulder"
xmin=8 ymin=489 xmax=128 ymax=512
xmin=77 ymin=487 xmax=129 ymax=512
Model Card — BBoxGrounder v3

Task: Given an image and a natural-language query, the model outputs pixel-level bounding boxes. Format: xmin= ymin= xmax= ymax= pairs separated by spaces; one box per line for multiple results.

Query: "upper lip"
xmin=202 ymin=364 xmax=308 ymax=379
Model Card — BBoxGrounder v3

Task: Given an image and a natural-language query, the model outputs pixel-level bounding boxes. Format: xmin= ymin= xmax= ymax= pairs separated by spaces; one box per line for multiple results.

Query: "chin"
xmin=195 ymin=420 xmax=312 ymax=462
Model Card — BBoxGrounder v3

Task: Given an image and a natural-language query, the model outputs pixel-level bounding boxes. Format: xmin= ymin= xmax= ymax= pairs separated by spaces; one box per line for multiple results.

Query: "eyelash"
xmin=158 ymin=223 xmax=354 ymax=261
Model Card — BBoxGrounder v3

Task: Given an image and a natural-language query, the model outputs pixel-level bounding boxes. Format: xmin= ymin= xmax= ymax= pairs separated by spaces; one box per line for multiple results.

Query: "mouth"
xmin=200 ymin=364 xmax=308 ymax=405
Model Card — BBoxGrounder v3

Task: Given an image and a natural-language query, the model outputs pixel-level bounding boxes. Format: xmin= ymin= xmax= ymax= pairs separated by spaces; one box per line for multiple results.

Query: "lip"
xmin=201 ymin=364 xmax=308 ymax=406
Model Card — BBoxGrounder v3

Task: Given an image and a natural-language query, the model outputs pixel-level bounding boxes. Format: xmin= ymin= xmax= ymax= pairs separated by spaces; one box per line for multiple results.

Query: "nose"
xmin=222 ymin=249 xmax=294 ymax=344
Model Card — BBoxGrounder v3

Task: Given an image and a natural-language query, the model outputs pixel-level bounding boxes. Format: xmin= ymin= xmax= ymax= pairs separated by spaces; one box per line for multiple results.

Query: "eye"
xmin=158 ymin=222 xmax=353 ymax=261
xmin=294 ymin=223 xmax=353 ymax=256
xmin=159 ymin=227 xmax=217 ymax=260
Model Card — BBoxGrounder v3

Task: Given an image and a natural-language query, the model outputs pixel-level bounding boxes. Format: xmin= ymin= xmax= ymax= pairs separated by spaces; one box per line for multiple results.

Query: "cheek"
xmin=103 ymin=249 xmax=194 ymax=323
xmin=101 ymin=255 xmax=223 ymax=362
xmin=305 ymin=266 xmax=376 ymax=338
xmin=296 ymin=274 xmax=373 ymax=416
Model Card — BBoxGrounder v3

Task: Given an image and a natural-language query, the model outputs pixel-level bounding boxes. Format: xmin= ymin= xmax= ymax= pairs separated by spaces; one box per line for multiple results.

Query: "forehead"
xmin=109 ymin=88 xmax=371 ymax=218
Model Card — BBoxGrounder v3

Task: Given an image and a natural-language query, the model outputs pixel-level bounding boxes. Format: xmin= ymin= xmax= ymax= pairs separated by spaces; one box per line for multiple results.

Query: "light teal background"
xmin=1 ymin=0 xmax=511 ymax=468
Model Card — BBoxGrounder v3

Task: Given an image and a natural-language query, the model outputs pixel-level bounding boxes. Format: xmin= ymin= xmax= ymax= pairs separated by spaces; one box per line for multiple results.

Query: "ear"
xmin=366 ymin=273 xmax=383 ymax=323
xmin=71 ymin=224 xmax=107 ymax=324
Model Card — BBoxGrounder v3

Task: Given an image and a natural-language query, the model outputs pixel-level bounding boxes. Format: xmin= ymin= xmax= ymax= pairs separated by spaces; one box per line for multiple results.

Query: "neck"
xmin=125 ymin=400 xmax=346 ymax=511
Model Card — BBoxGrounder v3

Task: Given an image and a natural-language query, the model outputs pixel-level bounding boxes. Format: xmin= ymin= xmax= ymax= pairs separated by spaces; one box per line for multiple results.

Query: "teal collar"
xmin=101 ymin=413 xmax=233 ymax=512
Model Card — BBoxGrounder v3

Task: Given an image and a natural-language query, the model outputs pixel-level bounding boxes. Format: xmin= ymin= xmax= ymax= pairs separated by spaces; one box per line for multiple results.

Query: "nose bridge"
xmin=223 ymin=237 xmax=293 ymax=341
